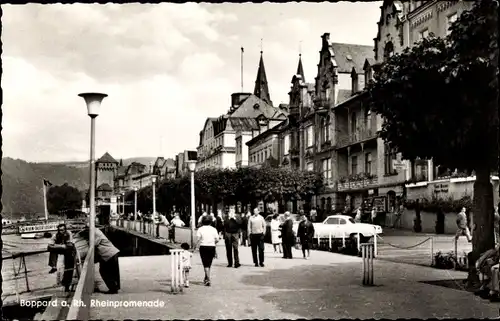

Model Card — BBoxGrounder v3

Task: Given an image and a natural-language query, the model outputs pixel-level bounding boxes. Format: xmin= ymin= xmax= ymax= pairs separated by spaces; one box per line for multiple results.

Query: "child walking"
xmin=180 ymin=243 xmax=192 ymax=287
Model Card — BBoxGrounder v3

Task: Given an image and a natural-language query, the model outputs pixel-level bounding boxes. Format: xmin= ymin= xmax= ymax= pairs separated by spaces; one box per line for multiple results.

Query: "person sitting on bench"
xmin=47 ymin=223 xmax=76 ymax=292
xmin=475 ymin=243 xmax=500 ymax=300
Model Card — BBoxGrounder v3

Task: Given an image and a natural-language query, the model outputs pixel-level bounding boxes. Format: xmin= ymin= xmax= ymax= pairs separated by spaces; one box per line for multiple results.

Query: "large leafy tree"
xmin=367 ymin=1 xmax=498 ymax=286
xmin=135 ymin=167 xmax=324 ymax=215
xmin=47 ymin=183 xmax=83 ymax=217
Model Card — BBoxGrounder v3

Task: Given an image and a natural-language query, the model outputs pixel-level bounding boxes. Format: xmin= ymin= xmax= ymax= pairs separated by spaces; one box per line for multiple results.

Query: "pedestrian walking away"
xmin=270 ymin=214 xmax=282 ymax=254
xmin=194 ymin=216 xmax=220 ymax=286
xmin=223 ymin=208 xmax=241 ymax=268
xmin=180 ymin=243 xmax=192 ymax=287
xmin=455 ymin=207 xmax=472 ymax=242
xmin=248 ymin=208 xmax=266 ymax=267
xmin=281 ymin=211 xmax=295 ymax=259
xmin=297 ymin=214 xmax=315 ymax=259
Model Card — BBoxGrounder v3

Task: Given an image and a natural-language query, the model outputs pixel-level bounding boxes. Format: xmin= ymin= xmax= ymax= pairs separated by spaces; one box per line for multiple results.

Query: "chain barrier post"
xmin=373 ymin=226 xmax=378 ymax=258
xmin=454 ymin=237 xmax=458 ymax=270
xmin=362 ymin=243 xmax=374 ymax=286
xmin=328 ymin=231 xmax=332 ymax=251
xmin=430 ymin=236 xmax=434 ymax=266
xmin=342 ymin=233 xmax=346 ymax=248
xmin=357 ymin=233 xmax=361 ymax=252
xmin=171 ymin=249 xmax=184 ymax=293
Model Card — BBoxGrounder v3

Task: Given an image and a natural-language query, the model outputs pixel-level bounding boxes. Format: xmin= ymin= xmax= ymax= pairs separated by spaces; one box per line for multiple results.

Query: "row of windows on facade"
xmin=418 ymin=11 xmax=458 ymax=41
xmin=201 ymin=136 xmax=223 ymax=157
xmin=248 ymin=110 xmax=373 ymax=165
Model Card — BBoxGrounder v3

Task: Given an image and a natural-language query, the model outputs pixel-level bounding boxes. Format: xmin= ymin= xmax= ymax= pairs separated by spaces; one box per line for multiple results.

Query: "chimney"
xmin=231 ymin=93 xmax=251 ymax=111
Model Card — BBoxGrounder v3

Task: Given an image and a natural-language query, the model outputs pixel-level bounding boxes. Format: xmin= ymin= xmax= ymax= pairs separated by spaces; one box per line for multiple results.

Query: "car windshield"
xmin=348 ymin=218 xmax=355 ymax=224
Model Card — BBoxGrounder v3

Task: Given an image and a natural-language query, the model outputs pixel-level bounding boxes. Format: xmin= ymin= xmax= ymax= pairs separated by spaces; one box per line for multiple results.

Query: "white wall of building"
xmin=222 ymin=153 xmax=236 ymax=168
xmin=224 ymin=132 xmax=236 ymax=147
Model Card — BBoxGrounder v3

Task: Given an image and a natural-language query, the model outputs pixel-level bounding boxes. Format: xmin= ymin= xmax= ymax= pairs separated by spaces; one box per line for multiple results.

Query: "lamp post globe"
xmin=78 ymin=93 xmax=108 ymax=117
xmin=79 ymin=92 xmax=107 ymax=257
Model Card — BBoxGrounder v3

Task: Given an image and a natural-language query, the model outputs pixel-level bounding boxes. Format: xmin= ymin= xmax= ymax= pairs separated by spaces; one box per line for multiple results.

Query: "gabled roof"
xmin=96 ymin=152 xmax=118 ymax=164
xmin=164 ymin=158 xmax=175 ymax=168
xmin=97 ymin=183 xmax=113 ymax=191
xmin=336 ymin=89 xmax=352 ymax=105
xmin=229 ymin=94 xmax=283 ymax=120
xmin=363 ymin=58 xmax=376 ymax=70
xmin=246 ymin=119 xmax=288 ymax=147
xmin=229 ymin=117 xmax=260 ymax=132
xmin=330 ymin=43 xmax=374 ymax=73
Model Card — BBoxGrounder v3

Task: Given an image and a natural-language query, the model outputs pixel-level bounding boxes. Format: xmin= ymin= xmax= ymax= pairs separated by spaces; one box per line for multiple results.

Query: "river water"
xmin=2 ymin=232 xmax=89 ymax=306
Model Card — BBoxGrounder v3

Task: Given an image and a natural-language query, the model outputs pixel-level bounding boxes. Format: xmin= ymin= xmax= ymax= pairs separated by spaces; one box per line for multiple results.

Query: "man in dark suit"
xmin=223 ymin=208 xmax=241 ymax=268
xmin=281 ymin=212 xmax=295 ymax=259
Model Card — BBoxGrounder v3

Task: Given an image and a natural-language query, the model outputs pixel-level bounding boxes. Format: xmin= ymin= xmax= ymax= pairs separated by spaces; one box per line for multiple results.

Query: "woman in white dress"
xmin=270 ymin=214 xmax=282 ymax=253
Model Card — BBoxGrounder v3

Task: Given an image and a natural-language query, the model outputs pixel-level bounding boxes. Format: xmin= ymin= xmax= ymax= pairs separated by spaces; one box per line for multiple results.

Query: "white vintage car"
xmin=312 ymin=215 xmax=382 ymax=243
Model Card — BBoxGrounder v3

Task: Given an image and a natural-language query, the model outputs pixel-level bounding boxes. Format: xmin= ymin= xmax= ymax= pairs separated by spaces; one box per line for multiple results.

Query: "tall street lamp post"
xmin=133 ymin=187 xmax=138 ymax=221
xmin=152 ymin=176 xmax=157 ymax=217
xmin=121 ymin=192 xmax=125 ymax=216
xmin=79 ymin=92 xmax=107 ymax=254
xmin=186 ymin=160 xmax=197 ymax=248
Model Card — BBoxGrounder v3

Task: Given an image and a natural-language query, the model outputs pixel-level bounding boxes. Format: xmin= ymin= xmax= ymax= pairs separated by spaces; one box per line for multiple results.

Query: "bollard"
xmin=361 ymin=243 xmax=374 ymax=286
xmin=170 ymin=249 xmax=184 ymax=293
xmin=342 ymin=233 xmax=346 ymax=248
xmin=454 ymin=238 xmax=458 ymax=269
xmin=357 ymin=233 xmax=361 ymax=252
xmin=373 ymin=227 xmax=378 ymax=258
xmin=328 ymin=232 xmax=332 ymax=251
xmin=430 ymin=237 xmax=434 ymax=266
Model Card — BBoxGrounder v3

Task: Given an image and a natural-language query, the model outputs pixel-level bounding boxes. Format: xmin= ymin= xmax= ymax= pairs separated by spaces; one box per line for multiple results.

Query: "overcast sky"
xmin=2 ymin=2 xmax=382 ymax=163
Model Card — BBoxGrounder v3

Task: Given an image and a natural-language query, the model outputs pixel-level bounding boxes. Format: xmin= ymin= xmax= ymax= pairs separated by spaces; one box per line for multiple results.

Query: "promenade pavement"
xmin=91 ymin=241 xmax=498 ymax=319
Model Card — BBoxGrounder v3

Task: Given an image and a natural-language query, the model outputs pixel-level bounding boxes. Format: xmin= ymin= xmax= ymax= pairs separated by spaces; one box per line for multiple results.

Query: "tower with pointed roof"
xmin=96 ymin=152 xmax=119 ymax=193
xmin=253 ymin=51 xmax=273 ymax=106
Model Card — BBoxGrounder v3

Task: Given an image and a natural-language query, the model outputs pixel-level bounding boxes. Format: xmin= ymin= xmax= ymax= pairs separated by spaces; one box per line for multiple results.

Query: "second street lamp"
xmin=186 ymin=160 xmax=197 ymax=248
xmin=133 ymin=187 xmax=138 ymax=221
xmin=78 ymin=92 xmax=107 ymax=261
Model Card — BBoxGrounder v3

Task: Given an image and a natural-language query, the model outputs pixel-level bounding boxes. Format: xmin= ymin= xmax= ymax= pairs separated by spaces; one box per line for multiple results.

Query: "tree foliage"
xmin=366 ymin=1 xmax=499 ymax=267
xmin=47 ymin=183 xmax=83 ymax=216
xmin=367 ymin=1 xmax=498 ymax=171
xmin=132 ymin=167 xmax=324 ymax=214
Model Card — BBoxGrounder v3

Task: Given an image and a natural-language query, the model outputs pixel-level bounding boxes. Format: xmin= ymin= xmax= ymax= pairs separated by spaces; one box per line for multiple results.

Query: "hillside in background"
xmin=2 ymin=156 xmax=158 ymax=217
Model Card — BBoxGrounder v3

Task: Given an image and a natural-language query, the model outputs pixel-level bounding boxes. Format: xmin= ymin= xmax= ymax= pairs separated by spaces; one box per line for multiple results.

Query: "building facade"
xmin=197 ymin=52 xmax=287 ymax=170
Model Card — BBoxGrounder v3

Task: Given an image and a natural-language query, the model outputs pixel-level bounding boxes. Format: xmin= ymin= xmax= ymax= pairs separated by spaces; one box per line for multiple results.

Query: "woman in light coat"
xmin=270 ymin=214 xmax=282 ymax=253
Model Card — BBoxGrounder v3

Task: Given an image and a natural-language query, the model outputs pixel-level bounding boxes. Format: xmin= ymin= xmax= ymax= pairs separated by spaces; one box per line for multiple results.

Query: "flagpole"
xmin=241 ymin=47 xmax=244 ymax=92
xmin=43 ymin=180 xmax=49 ymax=221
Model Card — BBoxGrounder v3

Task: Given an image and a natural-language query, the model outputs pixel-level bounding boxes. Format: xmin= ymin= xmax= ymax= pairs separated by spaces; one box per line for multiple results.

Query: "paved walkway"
xmin=91 ymin=242 xmax=498 ymax=319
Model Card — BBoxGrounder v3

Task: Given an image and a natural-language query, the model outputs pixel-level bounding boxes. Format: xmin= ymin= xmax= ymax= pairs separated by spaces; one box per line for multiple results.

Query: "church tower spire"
xmin=253 ymin=51 xmax=273 ymax=106
xmin=297 ymin=54 xmax=305 ymax=81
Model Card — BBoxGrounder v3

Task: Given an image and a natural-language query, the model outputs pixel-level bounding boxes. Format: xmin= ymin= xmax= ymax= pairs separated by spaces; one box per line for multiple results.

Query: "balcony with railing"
xmin=337 ymin=173 xmax=378 ymax=192
xmin=336 ymin=127 xmax=377 ymax=148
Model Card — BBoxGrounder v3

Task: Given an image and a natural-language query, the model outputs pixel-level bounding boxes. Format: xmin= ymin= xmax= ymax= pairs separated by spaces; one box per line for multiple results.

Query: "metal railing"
xmin=2 ymin=248 xmax=83 ymax=304
xmin=336 ymin=128 xmax=377 ymax=148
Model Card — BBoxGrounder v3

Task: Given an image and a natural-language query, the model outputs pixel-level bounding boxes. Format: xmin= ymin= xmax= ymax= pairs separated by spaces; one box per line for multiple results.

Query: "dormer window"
xmin=364 ymin=67 xmax=371 ymax=88
xmin=351 ymin=72 xmax=359 ymax=94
